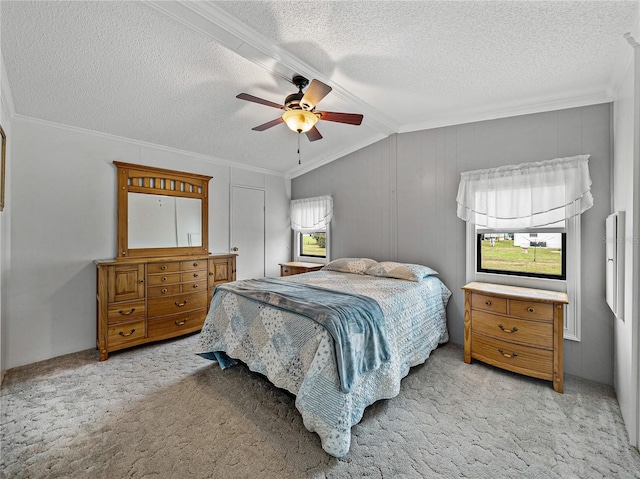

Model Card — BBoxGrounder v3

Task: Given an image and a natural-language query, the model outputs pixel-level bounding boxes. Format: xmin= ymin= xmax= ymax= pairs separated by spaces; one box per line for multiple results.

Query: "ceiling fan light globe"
xmin=282 ymin=109 xmax=318 ymax=133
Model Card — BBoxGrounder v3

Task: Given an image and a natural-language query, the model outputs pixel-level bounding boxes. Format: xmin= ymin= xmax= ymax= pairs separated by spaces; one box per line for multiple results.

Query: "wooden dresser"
xmin=96 ymin=253 xmax=236 ymax=360
xmin=279 ymin=261 xmax=324 ymax=276
xmin=462 ymin=282 xmax=568 ymax=393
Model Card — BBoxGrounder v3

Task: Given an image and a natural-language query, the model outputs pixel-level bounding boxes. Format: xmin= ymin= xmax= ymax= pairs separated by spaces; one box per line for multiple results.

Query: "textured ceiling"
xmin=1 ymin=1 xmax=638 ymax=177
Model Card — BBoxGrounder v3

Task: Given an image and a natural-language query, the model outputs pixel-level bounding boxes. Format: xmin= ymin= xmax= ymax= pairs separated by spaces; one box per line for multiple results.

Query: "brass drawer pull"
xmin=139 ymin=279 xmax=145 ymax=284
xmin=498 ymin=324 xmax=518 ymax=333
xmin=175 ymin=319 xmax=188 ymax=326
xmin=161 ymin=265 xmax=168 ymax=270
xmin=193 ymin=284 xmax=199 ymax=289
xmin=193 ymin=273 xmax=199 ymax=278
xmin=498 ymin=348 xmax=518 ymax=358
xmin=119 ymin=329 xmax=136 ymax=337
xmin=162 ymin=276 xmax=168 ymax=282
xmin=484 ymin=300 xmax=491 ymax=306
xmin=209 ymin=272 xmax=214 ymax=276
xmin=193 ymin=262 xmax=199 ymax=267
xmin=528 ymin=307 xmax=535 ymax=313
xmin=119 ymin=308 xmax=136 ymax=316
xmin=175 ymin=300 xmax=189 ymax=307
xmin=161 ymin=288 xmax=168 ymax=294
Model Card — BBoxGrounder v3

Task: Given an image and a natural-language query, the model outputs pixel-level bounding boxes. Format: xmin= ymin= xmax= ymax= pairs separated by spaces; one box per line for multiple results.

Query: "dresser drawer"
xmin=182 ymin=271 xmax=206 ymax=282
xmin=147 ymin=291 xmax=207 ymax=318
xmin=182 ymin=279 xmax=207 ymax=293
xmin=147 ymin=273 xmax=181 ymax=286
xmin=107 ymin=300 xmax=146 ymax=325
xmin=148 ymin=262 xmax=180 ymax=274
xmin=148 ymin=284 xmax=181 ymax=298
xmin=471 ymin=294 xmax=507 ymax=314
xmin=509 ymin=299 xmax=553 ymax=321
xmin=471 ymin=333 xmax=553 ymax=380
xmin=472 ymin=310 xmax=553 ymax=348
xmin=108 ymin=320 xmax=146 ymax=346
xmin=147 ymin=308 xmax=207 ymax=339
xmin=180 ymin=260 xmax=207 ymax=272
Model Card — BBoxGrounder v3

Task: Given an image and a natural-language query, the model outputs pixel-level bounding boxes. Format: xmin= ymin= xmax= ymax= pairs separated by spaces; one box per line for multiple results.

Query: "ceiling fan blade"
xmin=318 ymin=111 xmax=363 ymax=125
xmin=237 ymin=93 xmax=283 ymax=110
xmin=300 ymin=80 xmax=332 ymax=110
xmin=252 ymin=117 xmax=284 ymax=131
xmin=305 ymin=126 xmax=323 ymax=142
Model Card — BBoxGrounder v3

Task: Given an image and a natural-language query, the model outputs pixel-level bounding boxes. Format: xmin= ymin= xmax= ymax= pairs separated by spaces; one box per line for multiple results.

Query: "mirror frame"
xmin=114 ymin=161 xmax=212 ymax=259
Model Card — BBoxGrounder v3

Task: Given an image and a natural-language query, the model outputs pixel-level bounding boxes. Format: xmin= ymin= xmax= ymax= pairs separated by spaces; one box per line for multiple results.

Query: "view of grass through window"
xmin=478 ymin=233 xmax=564 ymax=277
xmin=301 ymin=232 xmax=326 ymax=257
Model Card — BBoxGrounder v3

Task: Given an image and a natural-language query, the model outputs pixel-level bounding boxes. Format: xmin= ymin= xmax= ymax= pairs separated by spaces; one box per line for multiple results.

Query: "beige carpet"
xmin=1 ymin=334 xmax=639 ymax=479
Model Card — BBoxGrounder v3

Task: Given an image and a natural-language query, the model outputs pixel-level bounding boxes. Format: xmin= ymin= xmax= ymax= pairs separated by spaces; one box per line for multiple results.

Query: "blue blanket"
xmin=214 ymin=277 xmax=390 ymax=393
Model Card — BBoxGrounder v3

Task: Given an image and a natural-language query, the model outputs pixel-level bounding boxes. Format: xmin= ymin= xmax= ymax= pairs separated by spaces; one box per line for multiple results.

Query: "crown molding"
xmin=144 ymin=0 xmax=399 ymax=136
xmin=12 ymin=113 xmax=286 ymax=177
xmin=398 ymin=91 xmax=612 ymax=134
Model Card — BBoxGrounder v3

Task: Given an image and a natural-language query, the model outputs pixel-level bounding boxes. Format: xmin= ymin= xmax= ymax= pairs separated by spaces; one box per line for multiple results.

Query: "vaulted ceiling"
xmin=1 ymin=1 xmax=638 ymax=177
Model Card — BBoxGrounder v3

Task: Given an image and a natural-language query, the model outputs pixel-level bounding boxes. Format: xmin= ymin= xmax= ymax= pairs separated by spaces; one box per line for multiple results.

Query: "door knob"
xmin=232 ymin=246 xmax=239 ymax=251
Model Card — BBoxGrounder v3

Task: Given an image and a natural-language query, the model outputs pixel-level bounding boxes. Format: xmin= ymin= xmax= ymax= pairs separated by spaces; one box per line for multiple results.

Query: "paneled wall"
xmin=292 ymin=103 xmax=614 ymax=385
xmin=0 ymin=98 xmax=12 ymax=381
xmin=612 ymin=39 xmax=639 ymax=446
xmin=5 ymin=120 xmax=290 ymax=369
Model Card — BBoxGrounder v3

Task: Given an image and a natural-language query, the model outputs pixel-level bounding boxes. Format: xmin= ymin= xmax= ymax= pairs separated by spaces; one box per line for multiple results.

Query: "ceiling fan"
xmin=236 ymin=75 xmax=363 ymax=142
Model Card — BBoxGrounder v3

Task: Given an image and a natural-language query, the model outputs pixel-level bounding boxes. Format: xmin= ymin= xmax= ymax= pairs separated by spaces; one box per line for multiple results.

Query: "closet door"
xmin=230 ymin=186 xmax=265 ymax=280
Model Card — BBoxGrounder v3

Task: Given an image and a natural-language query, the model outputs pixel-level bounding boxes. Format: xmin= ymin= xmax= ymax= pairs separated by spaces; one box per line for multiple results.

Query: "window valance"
xmin=290 ymin=195 xmax=333 ymax=233
xmin=456 ymin=155 xmax=593 ymax=229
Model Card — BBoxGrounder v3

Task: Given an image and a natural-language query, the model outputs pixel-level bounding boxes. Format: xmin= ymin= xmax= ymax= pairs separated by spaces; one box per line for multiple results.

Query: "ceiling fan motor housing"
xmin=292 ymin=75 xmax=309 ymax=91
xmin=285 ymin=91 xmax=305 ymax=110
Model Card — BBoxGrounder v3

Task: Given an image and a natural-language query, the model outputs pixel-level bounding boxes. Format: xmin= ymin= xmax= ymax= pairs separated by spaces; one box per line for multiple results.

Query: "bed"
xmin=196 ymin=258 xmax=451 ymax=457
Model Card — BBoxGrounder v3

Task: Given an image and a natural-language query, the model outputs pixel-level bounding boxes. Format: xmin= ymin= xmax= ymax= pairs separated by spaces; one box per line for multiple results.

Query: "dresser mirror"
xmin=114 ymin=161 xmax=212 ymax=259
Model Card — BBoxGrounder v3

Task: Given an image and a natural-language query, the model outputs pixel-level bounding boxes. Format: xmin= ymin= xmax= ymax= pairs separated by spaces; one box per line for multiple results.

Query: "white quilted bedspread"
xmin=196 ymin=270 xmax=450 ymax=457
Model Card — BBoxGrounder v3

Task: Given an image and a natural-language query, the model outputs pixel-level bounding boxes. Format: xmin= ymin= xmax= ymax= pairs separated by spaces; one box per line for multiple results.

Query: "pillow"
xmin=364 ymin=261 xmax=438 ymax=282
xmin=322 ymin=258 xmax=378 ymax=274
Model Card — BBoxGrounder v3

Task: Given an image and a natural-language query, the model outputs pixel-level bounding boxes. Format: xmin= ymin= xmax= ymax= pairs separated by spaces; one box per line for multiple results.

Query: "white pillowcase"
xmin=365 ymin=261 xmax=438 ymax=282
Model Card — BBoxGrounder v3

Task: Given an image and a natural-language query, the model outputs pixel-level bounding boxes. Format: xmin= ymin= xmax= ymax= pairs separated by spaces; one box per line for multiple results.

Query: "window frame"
xmin=476 ymin=232 xmax=567 ymax=280
xmin=294 ymin=224 xmax=330 ymax=264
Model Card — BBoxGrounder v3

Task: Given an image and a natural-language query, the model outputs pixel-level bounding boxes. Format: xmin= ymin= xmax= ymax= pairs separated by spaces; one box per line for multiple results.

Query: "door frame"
xmin=229 ymin=184 xmax=266 ymax=278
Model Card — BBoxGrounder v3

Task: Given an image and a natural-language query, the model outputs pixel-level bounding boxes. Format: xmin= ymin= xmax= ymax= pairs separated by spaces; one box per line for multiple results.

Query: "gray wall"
xmin=4 ymin=119 xmax=290 ymax=369
xmin=292 ymin=103 xmax=614 ymax=385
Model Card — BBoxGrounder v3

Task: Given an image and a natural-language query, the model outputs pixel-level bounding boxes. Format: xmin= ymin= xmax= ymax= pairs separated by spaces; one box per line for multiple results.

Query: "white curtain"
xmin=290 ymin=195 xmax=333 ymax=233
xmin=456 ymin=155 xmax=593 ymax=229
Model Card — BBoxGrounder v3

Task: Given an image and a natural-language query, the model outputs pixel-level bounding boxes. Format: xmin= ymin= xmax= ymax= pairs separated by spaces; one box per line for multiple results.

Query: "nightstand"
xmin=279 ymin=261 xmax=324 ymax=277
xmin=462 ymin=282 xmax=568 ymax=393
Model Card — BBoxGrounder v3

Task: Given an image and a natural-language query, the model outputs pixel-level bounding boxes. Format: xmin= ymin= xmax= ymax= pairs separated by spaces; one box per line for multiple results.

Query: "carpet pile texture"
xmin=1 ymin=335 xmax=639 ymax=478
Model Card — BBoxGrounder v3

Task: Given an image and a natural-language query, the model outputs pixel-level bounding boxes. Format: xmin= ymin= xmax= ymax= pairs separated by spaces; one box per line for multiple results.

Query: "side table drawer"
xmin=471 ymin=333 xmax=553 ymax=380
xmin=281 ymin=266 xmax=292 ymax=276
xmin=509 ymin=299 xmax=553 ymax=321
xmin=472 ymin=310 xmax=553 ymax=348
xmin=471 ymin=294 xmax=507 ymax=314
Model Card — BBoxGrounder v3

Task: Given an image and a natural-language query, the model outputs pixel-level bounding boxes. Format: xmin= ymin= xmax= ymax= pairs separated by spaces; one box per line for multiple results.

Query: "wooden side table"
xmin=462 ymin=281 xmax=568 ymax=393
xmin=280 ymin=261 xmax=324 ymax=277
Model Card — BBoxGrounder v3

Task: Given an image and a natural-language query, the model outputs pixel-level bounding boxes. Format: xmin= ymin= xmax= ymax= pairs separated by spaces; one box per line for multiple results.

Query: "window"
xmin=457 ymin=155 xmax=594 ymax=342
xmin=476 ymin=231 xmax=566 ymax=279
xmin=299 ymin=231 xmax=327 ymax=258
xmin=290 ymin=195 xmax=333 ymax=264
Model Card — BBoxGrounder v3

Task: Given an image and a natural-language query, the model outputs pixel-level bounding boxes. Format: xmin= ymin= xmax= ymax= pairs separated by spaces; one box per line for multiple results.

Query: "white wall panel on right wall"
xmin=606 ymin=28 xmax=637 ymax=447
